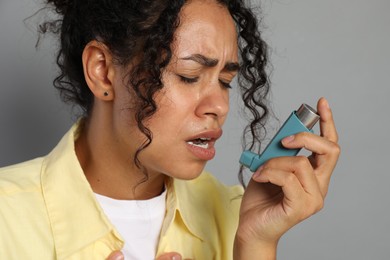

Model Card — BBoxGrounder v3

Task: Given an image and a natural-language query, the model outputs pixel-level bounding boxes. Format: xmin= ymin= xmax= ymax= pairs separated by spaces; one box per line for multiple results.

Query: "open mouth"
xmin=186 ymin=137 xmax=211 ymax=149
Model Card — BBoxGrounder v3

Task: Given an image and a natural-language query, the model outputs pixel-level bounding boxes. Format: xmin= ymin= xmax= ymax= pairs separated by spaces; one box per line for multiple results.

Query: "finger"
xmin=253 ymin=165 xmax=325 ymax=219
xmin=281 ymin=131 xmax=340 ymax=161
xmin=317 ymin=97 xmax=338 ymax=143
xmin=253 ymin=166 xmax=306 ymax=207
xmin=106 ymin=251 xmax=124 ymax=260
xmin=156 ymin=252 xmax=182 ymax=260
xmin=281 ymin=131 xmax=339 ymax=192
xmin=256 ymin=156 xmax=320 ymax=195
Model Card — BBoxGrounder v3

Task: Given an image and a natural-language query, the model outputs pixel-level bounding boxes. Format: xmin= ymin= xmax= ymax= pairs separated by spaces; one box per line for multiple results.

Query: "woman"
xmin=0 ymin=0 xmax=340 ymax=259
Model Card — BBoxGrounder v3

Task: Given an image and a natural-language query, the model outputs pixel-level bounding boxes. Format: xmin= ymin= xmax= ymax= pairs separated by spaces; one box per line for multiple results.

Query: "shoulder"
xmin=0 ymin=158 xmax=44 ymax=195
xmin=0 ymin=158 xmax=56 ymax=258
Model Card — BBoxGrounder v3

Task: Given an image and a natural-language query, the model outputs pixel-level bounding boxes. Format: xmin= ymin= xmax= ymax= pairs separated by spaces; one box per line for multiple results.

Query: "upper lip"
xmin=186 ymin=128 xmax=223 ymax=142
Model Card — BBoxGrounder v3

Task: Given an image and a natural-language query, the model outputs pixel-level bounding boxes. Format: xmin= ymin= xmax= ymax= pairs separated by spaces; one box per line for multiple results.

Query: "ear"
xmin=82 ymin=40 xmax=116 ymax=101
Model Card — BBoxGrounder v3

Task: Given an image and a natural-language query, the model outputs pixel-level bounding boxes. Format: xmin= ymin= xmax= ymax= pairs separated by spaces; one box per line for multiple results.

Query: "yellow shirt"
xmin=0 ymin=123 xmax=243 ymax=259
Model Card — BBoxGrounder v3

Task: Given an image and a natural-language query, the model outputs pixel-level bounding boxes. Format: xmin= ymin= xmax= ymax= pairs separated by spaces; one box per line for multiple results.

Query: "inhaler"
xmin=240 ymin=104 xmax=320 ymax=172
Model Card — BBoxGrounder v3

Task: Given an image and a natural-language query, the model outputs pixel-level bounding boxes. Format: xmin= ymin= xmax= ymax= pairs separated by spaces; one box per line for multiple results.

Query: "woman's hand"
xmin=234 ymin=98 xmax=340 ymax=259
xmin=106 ymin=251 xmax=184 ymax=260
xmin=106 ymin=251 xmax=124 ymax=260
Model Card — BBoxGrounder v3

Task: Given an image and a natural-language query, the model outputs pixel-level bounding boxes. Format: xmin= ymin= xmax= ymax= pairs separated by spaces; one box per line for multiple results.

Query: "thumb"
xmin=106 ymin=250 xmax=124 ymax=260
xmin=156 ymin=252 xmax=182 ymax=260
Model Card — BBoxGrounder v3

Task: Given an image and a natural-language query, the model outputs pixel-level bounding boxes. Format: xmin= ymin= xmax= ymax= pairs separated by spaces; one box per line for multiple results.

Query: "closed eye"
xmin=178 ymin=75 xmax=231 ymax=89
xmin=178 ymin=75 xmax=199 ymax=84
xmin=219 ymin=80 xmax=232 ymax=89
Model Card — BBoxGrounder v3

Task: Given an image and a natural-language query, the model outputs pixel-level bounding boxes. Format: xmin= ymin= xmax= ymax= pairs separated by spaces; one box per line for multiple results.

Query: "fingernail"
xmin=324 ymin=98 xmax=330 ymax=109
xmin=282 ymin=135 xmax=295 ymax=144
xmin=172 ymin=255 xmax=182 ymax=260
xmin=252 ymin=165 xmax=264 ymax=179
xmin=114 ymin=253 xmax=124 ymax=260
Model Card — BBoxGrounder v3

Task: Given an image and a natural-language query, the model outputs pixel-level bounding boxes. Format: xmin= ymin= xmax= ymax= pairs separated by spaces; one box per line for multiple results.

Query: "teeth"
xmin=188 ymin=141 xmax=209 ymax=149
xmin=187 ymin=138 xmax=211 ymax=149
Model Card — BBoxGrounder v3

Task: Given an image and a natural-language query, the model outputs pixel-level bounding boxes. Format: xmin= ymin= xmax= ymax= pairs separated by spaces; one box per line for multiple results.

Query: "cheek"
xmin=135 ymin=87 xmax=209 ymax=178
xmin=152 ymin=78 xmax=197 ymax=124
xmin=149 ymin=91 xmax=193 ymax=140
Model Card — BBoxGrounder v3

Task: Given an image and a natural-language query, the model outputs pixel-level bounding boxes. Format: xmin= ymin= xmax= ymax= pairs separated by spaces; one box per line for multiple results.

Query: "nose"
xmin=195 ymin=84 xmax=229 ymax=123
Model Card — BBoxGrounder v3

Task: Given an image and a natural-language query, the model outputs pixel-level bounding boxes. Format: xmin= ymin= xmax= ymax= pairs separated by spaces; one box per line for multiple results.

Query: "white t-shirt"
xmin=95 ymin=190 xmax=167 ymax=260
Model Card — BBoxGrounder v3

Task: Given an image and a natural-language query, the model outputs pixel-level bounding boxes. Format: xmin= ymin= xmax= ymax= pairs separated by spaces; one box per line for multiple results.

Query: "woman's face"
xmin=114 ymin=0 xmax=239 ymax=180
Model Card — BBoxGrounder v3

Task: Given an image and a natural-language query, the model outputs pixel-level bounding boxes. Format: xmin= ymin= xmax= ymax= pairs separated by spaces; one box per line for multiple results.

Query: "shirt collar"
xmin=40 ymin=121 xmax=123 ymax=259
xmin=161 ymin=177 xmax=209 ymax=242
xmin=39 ymin=121 xmax=208 ymax=257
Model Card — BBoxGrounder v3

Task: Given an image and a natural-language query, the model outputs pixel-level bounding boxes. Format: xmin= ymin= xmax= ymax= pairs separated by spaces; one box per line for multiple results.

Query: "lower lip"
xmin=186 ymin=142 xmax=216 ymax=161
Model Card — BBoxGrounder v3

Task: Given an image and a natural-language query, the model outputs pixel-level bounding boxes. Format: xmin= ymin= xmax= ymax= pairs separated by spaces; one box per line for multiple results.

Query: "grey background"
xmin=1 ymin=0 xmax=389 ymax=259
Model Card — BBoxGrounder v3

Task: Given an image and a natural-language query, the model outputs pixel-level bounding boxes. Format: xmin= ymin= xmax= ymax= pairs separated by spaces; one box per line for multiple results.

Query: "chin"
xmin=168 ymin=162 xmax=207 ymax=180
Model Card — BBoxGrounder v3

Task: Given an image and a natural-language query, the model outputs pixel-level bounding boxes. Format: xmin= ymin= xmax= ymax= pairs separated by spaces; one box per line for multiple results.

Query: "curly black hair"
xmin=40 ymin=0 xmax=270 ymax=187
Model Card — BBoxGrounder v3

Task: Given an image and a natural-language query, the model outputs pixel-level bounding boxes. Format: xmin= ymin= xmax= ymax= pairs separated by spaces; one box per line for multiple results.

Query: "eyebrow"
xmin=180 ymin=54 xmax=240 ymax=72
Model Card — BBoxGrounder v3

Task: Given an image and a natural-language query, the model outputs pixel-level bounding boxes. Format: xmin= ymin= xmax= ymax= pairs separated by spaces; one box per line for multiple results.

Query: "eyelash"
xmin=178 ymin=75 xmax=232 ymax=89
xmin=219 ymin=81 xmax=232 ymax=89
xmin=179 ymin=75 xmax=199 ymax=84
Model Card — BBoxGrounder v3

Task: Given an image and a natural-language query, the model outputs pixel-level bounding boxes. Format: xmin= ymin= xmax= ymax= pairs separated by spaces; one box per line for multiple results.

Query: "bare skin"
xmin=78 ymin=0 xmax=340 ymax=258
xmin=76 ymin=0 xmax=237 ymax=200
xmin=107 ymin=251 xmax=183 ymax=260
xmin=233 ymin=97 xmax=340 ymax=259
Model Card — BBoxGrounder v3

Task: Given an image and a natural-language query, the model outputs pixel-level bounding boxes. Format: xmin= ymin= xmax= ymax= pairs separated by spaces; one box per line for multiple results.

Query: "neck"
xmin=75 ymin=118 xmax=166 ymax=200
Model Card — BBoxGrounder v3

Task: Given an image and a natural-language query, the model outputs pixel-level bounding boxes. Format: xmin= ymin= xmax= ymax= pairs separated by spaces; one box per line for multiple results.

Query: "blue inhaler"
xmin=240 ymin=104 xmax=320 ymax=172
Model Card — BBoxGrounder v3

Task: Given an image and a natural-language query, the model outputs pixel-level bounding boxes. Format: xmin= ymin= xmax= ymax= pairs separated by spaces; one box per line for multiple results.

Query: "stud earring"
xmin=103 ymin=91 xmax=109 ymax=97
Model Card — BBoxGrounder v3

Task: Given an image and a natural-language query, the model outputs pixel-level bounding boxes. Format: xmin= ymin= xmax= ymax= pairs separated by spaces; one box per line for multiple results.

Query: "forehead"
xmin=172 ymin=0 xmax=238 ymax=61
